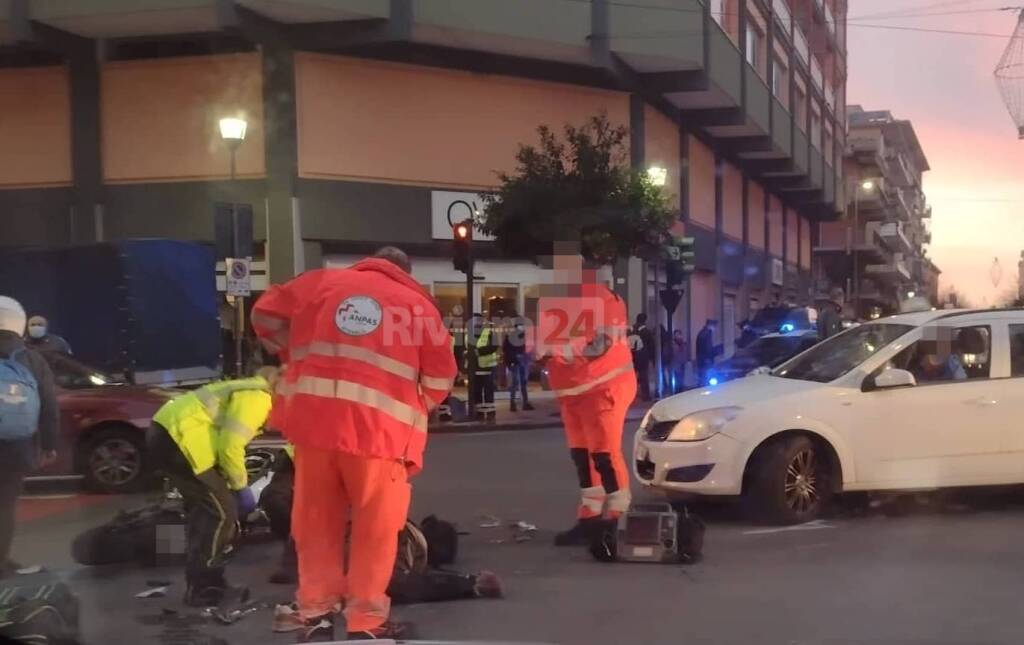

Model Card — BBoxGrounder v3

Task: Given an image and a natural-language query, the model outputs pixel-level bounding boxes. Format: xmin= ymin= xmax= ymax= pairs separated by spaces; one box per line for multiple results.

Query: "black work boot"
xmin=523 ymin=401 xmax=535 ymax=411
xmin=510 ymin=400 xmax=518 ymax=412
xmin=347 ymin=620 xmax=416 ymax=641
xmin=554 ymin=517 xmax=603 ymax=546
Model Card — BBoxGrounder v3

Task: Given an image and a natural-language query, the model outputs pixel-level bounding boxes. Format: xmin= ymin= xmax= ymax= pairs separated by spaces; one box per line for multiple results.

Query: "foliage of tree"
xmin=480 ymin=114 xmax=676 ymax=264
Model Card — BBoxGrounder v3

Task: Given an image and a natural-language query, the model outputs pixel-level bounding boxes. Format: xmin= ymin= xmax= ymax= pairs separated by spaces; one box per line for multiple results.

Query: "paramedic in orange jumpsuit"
xmin=539 ymin=247 xmax=638 ymax=546
xmin=252 ymin=246 xmax=456 ymax=642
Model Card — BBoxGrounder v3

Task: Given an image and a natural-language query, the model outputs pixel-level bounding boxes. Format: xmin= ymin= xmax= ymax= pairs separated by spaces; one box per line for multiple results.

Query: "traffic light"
xmin=453 ymin=219 xmax=473 ymax=274
xmin=665 ymin=236 xmax=696 ymax=287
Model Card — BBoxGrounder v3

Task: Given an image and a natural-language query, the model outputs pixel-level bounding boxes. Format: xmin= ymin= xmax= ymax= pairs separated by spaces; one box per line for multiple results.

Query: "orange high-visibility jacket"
xmin=252 ymin=258 xmax=457 ymax=472
xmin=545 ymin=283 xmax=634 ymax=398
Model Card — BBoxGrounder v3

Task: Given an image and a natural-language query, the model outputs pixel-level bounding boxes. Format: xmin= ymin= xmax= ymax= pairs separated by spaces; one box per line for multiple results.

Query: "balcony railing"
xmin=880 ymin=221 xmax=912 ymax=253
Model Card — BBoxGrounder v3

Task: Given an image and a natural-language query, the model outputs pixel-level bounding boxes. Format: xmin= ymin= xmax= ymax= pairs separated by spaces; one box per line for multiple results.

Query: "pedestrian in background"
xmin=25 ymin=315 xmax=72 ymax=355
xmin=147 ymin=370 xmax=274 ymax=607
xmin=669 ymin=329 xmax=688 ymax=394
xmin=252 ymin=246 xmax=456 ymax=642
xmin=0 ymin=297 xmax=59 ymax=578
xmin=629 ymin=313 xmax=654 ymax=402
xmin=467 ymin=313 xmax=498 ymax=422
xmin=502 ymin=312 xmax=533 ymax=412
xmin=818 ymin=287 xmax=845 ymax=341
xmin=695 ymin=319 xmax=722 ymax=385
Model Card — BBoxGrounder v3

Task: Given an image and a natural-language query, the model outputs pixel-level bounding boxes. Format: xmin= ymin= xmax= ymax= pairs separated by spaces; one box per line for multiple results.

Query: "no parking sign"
xmin=225 ymin=257 xmax=251 ymax=297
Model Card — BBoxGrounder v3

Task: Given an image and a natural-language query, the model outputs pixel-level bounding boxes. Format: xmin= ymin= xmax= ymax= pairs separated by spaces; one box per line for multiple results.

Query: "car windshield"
xmin=42 ymin=353 xmax=118 ymax=389
xmin=733 ymin=336 xmax=807 ymax=365
xmin=774 ymin=323 xmax=913 ymax=383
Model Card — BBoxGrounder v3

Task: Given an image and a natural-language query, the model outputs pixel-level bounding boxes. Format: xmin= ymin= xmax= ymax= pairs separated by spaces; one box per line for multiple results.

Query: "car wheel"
xmin=82 ymin=427 xmax=148 ymax=494
xmin=747 ymin=435 xmax=833 ymax=524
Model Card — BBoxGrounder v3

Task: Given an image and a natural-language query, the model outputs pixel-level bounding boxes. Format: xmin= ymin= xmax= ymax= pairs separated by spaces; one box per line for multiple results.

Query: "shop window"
xmin=435 ymin=283 xmax=468 ymax=320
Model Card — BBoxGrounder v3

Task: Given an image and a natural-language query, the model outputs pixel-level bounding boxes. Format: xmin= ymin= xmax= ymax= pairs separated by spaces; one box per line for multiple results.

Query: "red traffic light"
xmin=454 ymin=223 xmax=470 ymax=239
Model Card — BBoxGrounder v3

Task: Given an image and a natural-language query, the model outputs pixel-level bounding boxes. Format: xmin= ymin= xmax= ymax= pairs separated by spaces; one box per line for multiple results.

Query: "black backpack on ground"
xmin=419 ymin=515 xmax=458 ymax=567
xmin=0 ymin=574 xmax=80 ymax=645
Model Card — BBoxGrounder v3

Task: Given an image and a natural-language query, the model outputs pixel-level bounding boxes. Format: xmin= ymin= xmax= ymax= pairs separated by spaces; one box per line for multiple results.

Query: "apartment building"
xmin=815 ymin=106 xmax=938 ymax=318
xmin=0 ymin=0 xmax=846 ymax=374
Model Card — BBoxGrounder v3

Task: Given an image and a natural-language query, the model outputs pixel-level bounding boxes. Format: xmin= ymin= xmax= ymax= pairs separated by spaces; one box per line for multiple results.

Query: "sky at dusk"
xmin=845 ymin=1 xmax=1023 ymax=306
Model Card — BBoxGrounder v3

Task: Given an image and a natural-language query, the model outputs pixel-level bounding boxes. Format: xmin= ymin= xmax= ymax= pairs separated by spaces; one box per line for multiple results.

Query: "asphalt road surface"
xmin=12 ymin=424 xmax=1024 ymax=645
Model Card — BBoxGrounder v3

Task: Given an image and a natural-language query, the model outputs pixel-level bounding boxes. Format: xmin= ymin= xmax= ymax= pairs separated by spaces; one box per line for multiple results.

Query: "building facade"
xmin=1 ymin=0 xmax=846 ymax=383
xmin=815 ymin=106 xmax=937 ymax=319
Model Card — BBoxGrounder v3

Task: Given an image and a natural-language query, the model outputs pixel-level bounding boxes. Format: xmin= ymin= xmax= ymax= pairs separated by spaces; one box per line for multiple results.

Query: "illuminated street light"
xmin=907 ymin=290 xmax=916 ymax=298
xmin=218 ymin=117 xmax=247 ymax=145
xmin=647 ymin=166 xmax=668 ymax=187
xmin=860 ymin=179 xmax=875 ymax=191
xmin=218 ymin=115 xmax=248 ymax=377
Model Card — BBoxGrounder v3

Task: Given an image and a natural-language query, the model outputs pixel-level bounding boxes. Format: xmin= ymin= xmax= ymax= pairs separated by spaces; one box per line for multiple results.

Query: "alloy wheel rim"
xmin=784 ymin=448 xmax=819 ymax=514
xmin=90 ymin=438 xmax=141 ymax=486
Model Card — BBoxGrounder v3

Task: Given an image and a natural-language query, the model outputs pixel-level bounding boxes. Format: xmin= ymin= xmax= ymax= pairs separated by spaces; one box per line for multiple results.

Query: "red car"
xmin=29 ymin=353 xmax=181 ymax=493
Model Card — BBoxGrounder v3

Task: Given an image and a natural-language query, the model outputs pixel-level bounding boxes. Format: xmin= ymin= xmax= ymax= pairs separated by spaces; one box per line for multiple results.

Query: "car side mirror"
xmin=872 ymin=368 xmax=917 ymax=390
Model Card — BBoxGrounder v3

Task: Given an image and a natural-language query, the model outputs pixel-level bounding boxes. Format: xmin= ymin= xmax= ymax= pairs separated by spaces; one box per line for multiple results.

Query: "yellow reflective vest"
xmin=153 ymin=377 xmax=272 ymax=490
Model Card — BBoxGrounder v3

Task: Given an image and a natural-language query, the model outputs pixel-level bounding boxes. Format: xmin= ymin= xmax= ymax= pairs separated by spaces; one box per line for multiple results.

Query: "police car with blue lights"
xmin=703 ymin=329 xmax=819 ymax=387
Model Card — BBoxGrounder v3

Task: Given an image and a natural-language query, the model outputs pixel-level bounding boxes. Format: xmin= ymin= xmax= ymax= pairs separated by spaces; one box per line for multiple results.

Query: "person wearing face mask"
xmin=25 ymin=316 xmax=72 ymax=356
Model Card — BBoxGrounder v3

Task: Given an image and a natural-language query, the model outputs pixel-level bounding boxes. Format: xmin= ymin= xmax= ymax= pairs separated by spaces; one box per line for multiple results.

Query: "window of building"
xmin=745 ymin=22 xmax=764 ymax=72
xmin=434 ymin=283 xmax=468 ymax=320
xmin=810 ymin=103 xmax=822 ymax=149
xmin=711 ymin=0 xmax=725 ymax=27
xmin=794 ymin=80 xmax=807 ymax=131
xmin=772 ymin=55 xmax=789 ymax=104
xmin=824 ymin=121 xmax=834 ymax=166
xmin=1010 ymin=324 xmax=1024 ymax=376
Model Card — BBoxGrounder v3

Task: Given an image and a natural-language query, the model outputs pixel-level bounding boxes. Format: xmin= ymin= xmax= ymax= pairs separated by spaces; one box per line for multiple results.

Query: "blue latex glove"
xmin=234 ymin=487 xmax=257 ymax=516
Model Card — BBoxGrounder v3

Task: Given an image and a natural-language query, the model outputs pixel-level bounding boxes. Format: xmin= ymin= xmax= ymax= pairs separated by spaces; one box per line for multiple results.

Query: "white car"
xmin=634 ymin=308 xmax=1024 ymax=524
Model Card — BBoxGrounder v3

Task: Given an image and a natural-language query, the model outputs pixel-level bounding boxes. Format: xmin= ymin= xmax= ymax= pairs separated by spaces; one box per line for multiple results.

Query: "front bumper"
xmin=633 ymin=430 xmax=744 ymax=495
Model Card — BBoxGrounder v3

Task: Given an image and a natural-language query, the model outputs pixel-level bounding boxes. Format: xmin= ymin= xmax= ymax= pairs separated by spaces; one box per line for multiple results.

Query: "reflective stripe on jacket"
xmin=153 ymin=377 xmax=272 ymax=490
xmin=252 ymin=258 xmax=457 ymax=472
xmin=546 ymin=284 xmax=635 ymax=398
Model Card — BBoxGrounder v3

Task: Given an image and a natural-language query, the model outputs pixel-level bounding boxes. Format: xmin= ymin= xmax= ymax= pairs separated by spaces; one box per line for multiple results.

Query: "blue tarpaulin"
xmin=0 ymin=240 xmax=220 ymax=381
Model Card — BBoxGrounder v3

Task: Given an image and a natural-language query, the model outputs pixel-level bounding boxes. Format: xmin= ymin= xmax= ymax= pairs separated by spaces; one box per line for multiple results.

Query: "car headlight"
xmin=638 ymin=409 xmax=654 ymax=431
xmin=666 ymin=407 xmax=742 ymax=442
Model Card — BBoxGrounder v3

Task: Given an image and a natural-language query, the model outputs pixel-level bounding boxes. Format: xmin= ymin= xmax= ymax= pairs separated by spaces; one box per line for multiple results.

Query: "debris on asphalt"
xmin=15 ymin=565 xmax=43 ymax=575
xmin=213 ymin=601 xmax=263 ymax=625
xmin=136 ymin=586 xmax=169 ymax=599
xmin=509 ymin=520 xmax=537 ymax=542
xmin=478 ymin=514 xmax=501 ymax=529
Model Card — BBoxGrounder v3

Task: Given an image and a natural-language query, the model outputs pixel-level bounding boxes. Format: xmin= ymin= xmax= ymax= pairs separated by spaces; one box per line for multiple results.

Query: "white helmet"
xmin=0 ymin=296 xmax=26 ymax=335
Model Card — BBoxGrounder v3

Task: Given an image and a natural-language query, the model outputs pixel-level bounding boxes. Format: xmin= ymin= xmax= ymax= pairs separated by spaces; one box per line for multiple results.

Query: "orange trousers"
xmin=292 ymin=445 xmax=410 ymax=632
xmin=558 ymin=373 xmax=637 ymax=519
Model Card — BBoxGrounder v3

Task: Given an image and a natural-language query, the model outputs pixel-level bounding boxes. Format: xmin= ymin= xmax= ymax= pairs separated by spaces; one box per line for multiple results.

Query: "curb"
xmin=429 ymin=420 xmax=558 ymax=434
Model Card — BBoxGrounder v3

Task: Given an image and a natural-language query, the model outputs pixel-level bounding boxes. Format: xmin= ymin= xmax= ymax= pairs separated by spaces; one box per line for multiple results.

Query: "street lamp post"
xmin=219 ymin=117 xmax=248 ymax=377
xmin=847 ymin=179 xmax=875 ymax=320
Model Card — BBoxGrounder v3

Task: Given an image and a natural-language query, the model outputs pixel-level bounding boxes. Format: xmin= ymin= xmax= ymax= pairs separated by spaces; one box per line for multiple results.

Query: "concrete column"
xmin=262 ymin=43 xmax=298 ymax=284
xmin=68 ymin=43 xmax=102 ymax=244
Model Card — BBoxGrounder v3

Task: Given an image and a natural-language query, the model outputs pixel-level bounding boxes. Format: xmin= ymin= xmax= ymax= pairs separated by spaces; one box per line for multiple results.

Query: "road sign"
xmin=226 ymin=257 xmax=251 ymax=297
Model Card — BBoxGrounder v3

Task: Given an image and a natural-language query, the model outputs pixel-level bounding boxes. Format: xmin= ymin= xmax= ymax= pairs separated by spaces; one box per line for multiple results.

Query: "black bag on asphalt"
xmin=419 ymin=515 xmax=458 ymax=567
xmin=676 ymin=508 xmax=705 ymax=564
xmin=0 ymin=574 xmax=80 ymax=645
xmin=70 ymin=502 xmax=186 ymax=567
